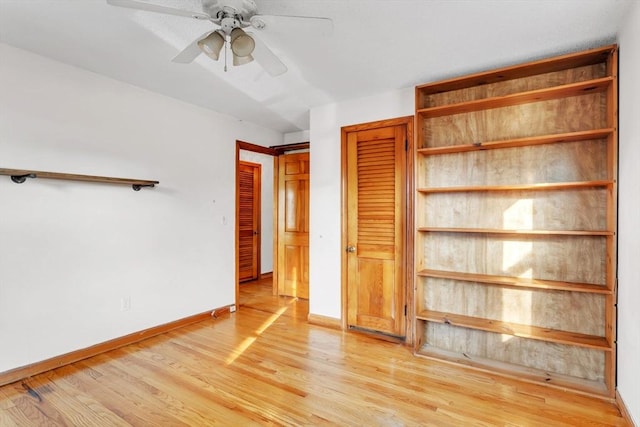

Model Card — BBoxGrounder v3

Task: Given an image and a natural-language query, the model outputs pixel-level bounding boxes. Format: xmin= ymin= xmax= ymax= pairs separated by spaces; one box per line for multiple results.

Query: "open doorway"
xmin=235 ymin=140 xmax=310 ymax=309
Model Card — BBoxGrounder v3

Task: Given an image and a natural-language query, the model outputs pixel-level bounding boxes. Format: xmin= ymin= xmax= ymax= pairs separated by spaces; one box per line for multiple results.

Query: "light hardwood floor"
xmin=0 ymin=278 xmax=629 ymax=426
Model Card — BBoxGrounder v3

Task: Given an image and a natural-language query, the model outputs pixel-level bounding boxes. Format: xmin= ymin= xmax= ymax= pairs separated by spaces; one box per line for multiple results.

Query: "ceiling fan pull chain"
xmin=224 ymin=39 xmax=228 ymax=72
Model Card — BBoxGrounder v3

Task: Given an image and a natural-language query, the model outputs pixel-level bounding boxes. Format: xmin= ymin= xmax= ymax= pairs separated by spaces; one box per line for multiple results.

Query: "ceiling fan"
xmin=106 ymin=0 xmax=333 ymax=77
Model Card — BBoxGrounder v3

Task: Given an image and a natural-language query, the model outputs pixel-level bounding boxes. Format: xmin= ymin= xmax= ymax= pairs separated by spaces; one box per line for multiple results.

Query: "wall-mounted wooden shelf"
xmin=416 ymin=129 xmax=614 ymax=155
xmin=416 ymin=269 xmax=611 ymax=294
xmin=0 ymin=168 xmax=159 ymax=191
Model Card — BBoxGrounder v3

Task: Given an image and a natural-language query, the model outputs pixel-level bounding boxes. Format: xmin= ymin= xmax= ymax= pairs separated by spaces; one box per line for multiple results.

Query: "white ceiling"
xmin=0 ymin=0 xmax=634 ymax=134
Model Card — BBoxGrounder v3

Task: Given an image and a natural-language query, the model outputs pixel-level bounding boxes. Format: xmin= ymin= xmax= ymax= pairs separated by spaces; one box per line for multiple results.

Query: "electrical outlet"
xmin=120 ymin=296 xmax=131 ymax=312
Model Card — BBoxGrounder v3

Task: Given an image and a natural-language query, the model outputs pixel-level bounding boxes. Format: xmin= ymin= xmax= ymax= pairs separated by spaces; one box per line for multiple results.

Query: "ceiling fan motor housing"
xmin=220 ymin=16 xmax=243 ymax=32
xmin=203 ymin=0 xmax=259 ymax=29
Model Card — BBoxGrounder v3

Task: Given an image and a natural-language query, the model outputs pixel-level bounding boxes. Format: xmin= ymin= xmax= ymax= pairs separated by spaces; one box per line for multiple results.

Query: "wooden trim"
xmin=415 ymin=44 xmax=617 ymax=94
xmin=211 ymin=305 xmax=232 ymax=318
xmin=260 ymin=271 xmax=273 ymax=280
xmin=272 ymin=156 xmax=279 ymax=295
xmin=270 ymin=142 xmax=310 ymax=155
xmin=340 ymin=127 xmax=349 ymax=331
xmin=406 ymin=116 xmax=415 ymax=346
xmin=340 ymin=115 xmax=414 ymax=337
xmin=341 ymin=117 xmax=414 ymax=133
xmin=307 ymin=313 xmax=342 ymax=330
xmin=604 ymin=47 xmax=619 ymax=397
xmin=0 ymin=307 xmax=231 ymax=387
xmin=616 ymin=390 xmax=637 ymax=427
xmin=237 ymin=140 xmax=279 ymax=156
xmin=349 ymin=326 xmax=406 ymax=344
xmin=235 ymin=142 xmax=241 ymax=306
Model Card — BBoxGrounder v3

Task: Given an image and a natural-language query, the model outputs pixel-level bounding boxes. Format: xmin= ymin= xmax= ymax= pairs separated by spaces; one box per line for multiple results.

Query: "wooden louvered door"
xmin=238 ymin=161 xmax=261 ymax=282
xmin=346 ymin=123 xmax=407 ymax=338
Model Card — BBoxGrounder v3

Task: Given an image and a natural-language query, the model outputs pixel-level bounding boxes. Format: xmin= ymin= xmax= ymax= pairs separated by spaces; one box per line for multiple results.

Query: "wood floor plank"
xmin=0 ymin=410 xmax=20 ymax=427
xmin=0 ymin=278 xmax=629 ymax=426
xmin=21 ymin=374 xmax=116 ymax=427
xmin=107 ymin=344 xmax=295 ymax=425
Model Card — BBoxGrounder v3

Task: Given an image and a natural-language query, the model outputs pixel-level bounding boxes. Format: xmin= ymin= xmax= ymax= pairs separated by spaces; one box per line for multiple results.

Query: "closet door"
xmin=238 ymin=161 xmax=260 ymax=282
xmin=345 ymin=123 xmax=407 ymax=338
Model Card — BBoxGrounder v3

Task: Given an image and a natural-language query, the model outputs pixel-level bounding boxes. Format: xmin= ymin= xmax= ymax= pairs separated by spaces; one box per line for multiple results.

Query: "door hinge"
xmin=405 ymin=139 xmax=408 ymax=151
xmin=404 ymin=304 xmax=407 ymax=316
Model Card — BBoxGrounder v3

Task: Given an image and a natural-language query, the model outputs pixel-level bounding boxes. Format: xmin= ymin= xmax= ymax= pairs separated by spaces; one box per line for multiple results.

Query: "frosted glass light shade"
xmin=197 ymin=31 xmax=225 ymax=60
xmin=233 ymin=53 xmax=254 ymax=66
xmin=230 ymin=28 xmax=255 ymax=57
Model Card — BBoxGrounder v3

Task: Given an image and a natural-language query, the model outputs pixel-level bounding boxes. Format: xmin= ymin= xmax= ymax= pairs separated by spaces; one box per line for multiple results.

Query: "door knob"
xmin=346 ymin=245 xmax=356 ymax=253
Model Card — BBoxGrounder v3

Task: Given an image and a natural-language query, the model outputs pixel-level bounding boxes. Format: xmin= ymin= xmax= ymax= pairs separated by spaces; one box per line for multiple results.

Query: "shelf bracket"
xmin=132 ymin=183 xmax=155 ymax=191
xmin=10 ymin=173 xmax=36 ymax=184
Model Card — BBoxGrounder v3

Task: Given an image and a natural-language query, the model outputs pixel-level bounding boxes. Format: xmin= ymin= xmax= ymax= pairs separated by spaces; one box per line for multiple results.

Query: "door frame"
xmin=340 ymin=116 xmax=414 ymax=342
xmin=235 ymin=140 xmax=310 ymax=307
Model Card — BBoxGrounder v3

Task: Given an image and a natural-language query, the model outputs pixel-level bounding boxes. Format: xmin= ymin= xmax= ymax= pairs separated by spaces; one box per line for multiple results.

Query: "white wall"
xmin=308 ymin=88 xmax=413 ymax=318
xmin=617 ymin=1 xmax=640 ymax=422
xmin=239 ymin=150 xmax=274 ymax=274
xmin=284 ymin=130 xmax=310 ymax=145
xmin=0 ymin=43 xmax=282 ymax=373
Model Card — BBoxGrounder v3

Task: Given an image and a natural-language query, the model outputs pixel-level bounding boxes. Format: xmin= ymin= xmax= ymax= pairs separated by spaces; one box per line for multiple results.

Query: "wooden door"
xmin=238 ymin=161 xmax=261 ymax=282
xmin=345 ymin=123 xmax=407 ymax=338
xmin=276 ymin=152 xmax=310 ymax=299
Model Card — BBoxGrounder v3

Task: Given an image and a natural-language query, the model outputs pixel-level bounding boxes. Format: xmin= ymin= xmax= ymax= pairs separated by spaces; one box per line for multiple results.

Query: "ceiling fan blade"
xmin=250 ymin=15 xmax=333 ymax=37
xmin=106 ymin=0 xmax=211 ymax=20
xmin=172 ymin=31 xmax=212 ymax=64
xmin=248 ymin=33 xmax=287 ymax=77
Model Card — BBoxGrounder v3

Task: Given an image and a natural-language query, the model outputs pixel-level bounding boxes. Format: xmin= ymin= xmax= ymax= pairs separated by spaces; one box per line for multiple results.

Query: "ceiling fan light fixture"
xmin=233 ymin=53 xmax=254 ymax=66
xmin=197 ymin=31 xmax=225 ymax=60
xmin=230 ymin=28 xmax=255 ymax=57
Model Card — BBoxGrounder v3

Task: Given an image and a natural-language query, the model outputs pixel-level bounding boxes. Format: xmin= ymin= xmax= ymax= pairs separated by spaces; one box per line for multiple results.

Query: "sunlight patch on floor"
xmin=225 ymin=300 xmax=294 ymax=365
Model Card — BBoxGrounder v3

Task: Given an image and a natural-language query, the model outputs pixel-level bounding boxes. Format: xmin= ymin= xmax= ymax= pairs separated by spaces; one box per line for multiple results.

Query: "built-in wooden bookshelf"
xmin=413 ymin=45 xmax=618 ymax=397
